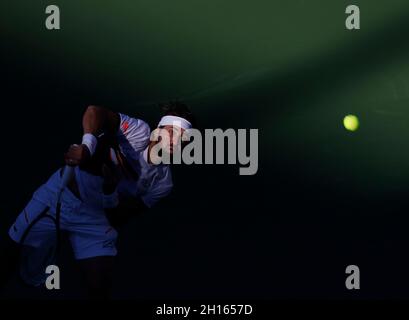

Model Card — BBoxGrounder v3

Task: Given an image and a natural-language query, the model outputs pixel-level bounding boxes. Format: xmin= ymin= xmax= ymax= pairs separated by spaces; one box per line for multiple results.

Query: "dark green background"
xmin=1 ymin=0 xmax=409 ymax=299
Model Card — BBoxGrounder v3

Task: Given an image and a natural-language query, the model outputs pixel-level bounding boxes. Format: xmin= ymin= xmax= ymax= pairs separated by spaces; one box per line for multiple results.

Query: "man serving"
xmin=2 ymin=101 xmax=194 ymax=298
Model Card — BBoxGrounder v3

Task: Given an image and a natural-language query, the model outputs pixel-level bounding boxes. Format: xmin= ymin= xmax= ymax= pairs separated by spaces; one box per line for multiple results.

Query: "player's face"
xmin=157 ymin=125 xmax=185 ymax=154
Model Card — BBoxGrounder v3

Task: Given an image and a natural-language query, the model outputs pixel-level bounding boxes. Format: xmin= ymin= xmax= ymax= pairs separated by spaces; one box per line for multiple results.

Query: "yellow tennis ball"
xmin=343 ymin=115 xmax=359 ymax=131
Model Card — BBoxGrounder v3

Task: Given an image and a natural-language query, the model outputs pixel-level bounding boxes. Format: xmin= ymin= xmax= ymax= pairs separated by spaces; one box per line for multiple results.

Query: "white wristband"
xmin=82 ymin=133 xmax=98 ymax=156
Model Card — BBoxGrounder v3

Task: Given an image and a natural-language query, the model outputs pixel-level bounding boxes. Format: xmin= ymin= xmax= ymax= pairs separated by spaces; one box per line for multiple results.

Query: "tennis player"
xmin=1 ymin=101 xmax=194 ymax=298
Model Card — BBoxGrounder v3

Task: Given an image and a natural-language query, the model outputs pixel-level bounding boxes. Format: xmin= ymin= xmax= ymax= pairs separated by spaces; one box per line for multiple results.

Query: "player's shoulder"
xmin=118 ymin=113 xmax=151 ymax=138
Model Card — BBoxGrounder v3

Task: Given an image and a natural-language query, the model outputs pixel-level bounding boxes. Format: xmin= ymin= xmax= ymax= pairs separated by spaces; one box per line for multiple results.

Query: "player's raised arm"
xmin=82 ymin=105 xmax=120 ymax=137
xmin=65 ymin=105 xmax=120 ymax=166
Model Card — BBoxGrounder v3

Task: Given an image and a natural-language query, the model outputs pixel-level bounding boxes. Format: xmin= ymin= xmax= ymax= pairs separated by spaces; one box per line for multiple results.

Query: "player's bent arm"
xmin=65 ymin=106 xmax=121 ymax=166
xmin=83 ymin=105 xmax=120 ymax=136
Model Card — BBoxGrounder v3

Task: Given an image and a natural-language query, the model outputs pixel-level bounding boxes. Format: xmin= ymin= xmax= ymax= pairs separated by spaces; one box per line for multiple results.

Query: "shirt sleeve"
xmin=140 ymin=167 xmax=173 ymax=208
xmin=117 ymin=113 xmax=151 ymax=160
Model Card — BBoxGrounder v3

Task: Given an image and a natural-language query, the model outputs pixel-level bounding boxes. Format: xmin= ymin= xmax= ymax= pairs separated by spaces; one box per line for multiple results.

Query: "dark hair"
xmin=159 ymin=100 xmax=196 ymax=128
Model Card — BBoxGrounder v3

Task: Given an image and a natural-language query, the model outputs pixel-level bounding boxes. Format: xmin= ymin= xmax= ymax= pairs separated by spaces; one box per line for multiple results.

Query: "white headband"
xmin=158 ymin=115 xmax=192 ymax=130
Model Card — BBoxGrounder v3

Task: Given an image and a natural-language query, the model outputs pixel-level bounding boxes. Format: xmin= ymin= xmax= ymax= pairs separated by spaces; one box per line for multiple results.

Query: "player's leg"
xmin=78 ymin=256 xmax=115 ymax=299
xmin=69 ymin=223 xmax=118 ymax=299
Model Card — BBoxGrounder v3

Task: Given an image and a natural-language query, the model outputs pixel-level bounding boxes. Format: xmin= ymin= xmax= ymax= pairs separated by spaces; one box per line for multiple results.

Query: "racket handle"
xmin=61 ymin=165 xmax=75 ymax=189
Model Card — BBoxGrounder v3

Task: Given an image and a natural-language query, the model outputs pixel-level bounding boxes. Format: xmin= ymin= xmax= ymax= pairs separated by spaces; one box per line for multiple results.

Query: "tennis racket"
xmin=19 ymin=165 xmax=75 ymax=287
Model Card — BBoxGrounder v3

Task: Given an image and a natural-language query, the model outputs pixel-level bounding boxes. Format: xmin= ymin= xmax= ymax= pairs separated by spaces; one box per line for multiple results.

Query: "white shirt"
xmin=116 ymin=113 xmax=173 ymax=208
xmin=65 ymin=113 xmax=172 ymax=209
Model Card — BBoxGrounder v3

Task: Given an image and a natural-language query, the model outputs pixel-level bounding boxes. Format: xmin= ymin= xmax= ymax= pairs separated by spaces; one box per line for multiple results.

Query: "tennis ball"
xmin=343 ymin=115 xmax=359 ymax=131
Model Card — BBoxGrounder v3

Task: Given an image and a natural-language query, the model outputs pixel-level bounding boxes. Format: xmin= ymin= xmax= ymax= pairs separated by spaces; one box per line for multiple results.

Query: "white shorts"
xmin=9 ymin=169 xmax=118 ymax=260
